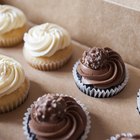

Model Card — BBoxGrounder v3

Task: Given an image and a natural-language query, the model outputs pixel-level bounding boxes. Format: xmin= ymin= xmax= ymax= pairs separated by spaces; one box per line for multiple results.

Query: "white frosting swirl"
xmin=24 ymin=23 xmax=71 ymax=57
xmin=0 ymin=55 xmax=25 ymax=98
xmin=0 ymin=5 xmax=26 ymax=34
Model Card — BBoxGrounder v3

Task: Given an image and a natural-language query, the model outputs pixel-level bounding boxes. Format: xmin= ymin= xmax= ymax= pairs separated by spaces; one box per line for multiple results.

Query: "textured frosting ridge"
xmin=29 ymin=94 xmax=87 ymax=140
xmin=77 ymin=47 xmax=126 ymax=89
xmin=0 ymin=5 xmax=26 ymax=34
xmin=24 ymin=23 xmax=71 ymax=57
xmin=0 ymin=55 xmax=25 ymax=98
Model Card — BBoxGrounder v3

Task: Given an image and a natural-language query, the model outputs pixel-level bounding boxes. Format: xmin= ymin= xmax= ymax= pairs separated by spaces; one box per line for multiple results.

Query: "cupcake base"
xmin=0 ymin=78 xmax=30 ymax=113
xmin=73 ymin=61 xmax=129 ymax=98
xmin=23 ymin=94 xmax=91 ymax=140
xmin=0 ymin=24 xmax=27 ymax=48
xmin=23 ymin=46 xmax=73 ymax=71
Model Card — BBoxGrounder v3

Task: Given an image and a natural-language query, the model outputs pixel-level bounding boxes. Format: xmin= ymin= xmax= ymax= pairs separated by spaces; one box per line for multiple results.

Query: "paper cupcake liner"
xmin=0 ymin=34 xmax=23 ymax=48
xmin=0 ymin=24 xmax=28 ymax=48
xmin=73 ymin=61 xmax=129 ymax=98
xmin=23 ymin=94 xmax=91 ymax=140
xmin=107 ymin=133 xmax=133 ymax=140
xmin=137 ymin=89 xmax=140 ymax=114
xmin=0 ymin=78 xmax=30 ymax=114
xmin=23 ymin=48 xmax=72 ymax=71
xmin=30 ymin=55 xmax=71 ymax=71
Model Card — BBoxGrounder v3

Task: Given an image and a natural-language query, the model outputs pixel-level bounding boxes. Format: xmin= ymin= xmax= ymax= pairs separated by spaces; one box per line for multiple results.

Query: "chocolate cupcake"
xmin=23 ymin=94 xmax=91 ymax=140
xmin=108 ymin=133 xmax=140 ymax=140
xmin=137 ymin=89 xmax=140 ymax=114
xmin=73 ymin=47 xmax=128 ymax=98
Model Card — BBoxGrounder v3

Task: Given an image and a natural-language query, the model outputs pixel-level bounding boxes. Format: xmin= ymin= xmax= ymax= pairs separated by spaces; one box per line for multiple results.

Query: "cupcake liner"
xmin=23 ymin=94 xmax=91 ymax=140
xmin=23 ymin=47 xmax=72 ymax=71
xmin=137 ymin=89 xmax=140 ymax=114
xmin=107 ymin=133 xmax=132 ymax=140
xmin=30 ymin=55 xmax=72 ymax=71
xmin=0 ymin=25 xmax=27 ymax=48
xmin=73 ymin=61 xmax=129 ymax=98
xmin=0 ymin=34 xmax=23 ymax=48
xmin=0 ymin=78 xmax=30 ymax=114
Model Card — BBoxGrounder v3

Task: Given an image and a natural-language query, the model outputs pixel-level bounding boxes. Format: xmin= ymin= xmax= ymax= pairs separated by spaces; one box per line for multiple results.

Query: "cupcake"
xmin=137 ymin=89 xmax=140 ymax=114
xmin=23 ymin=94 xmax=91 ymax=140
xmin=0 ymin=54 xmax=30 ymax=113
xmin=73 ymin=47 xmax=128 ymax=98
xmin=108 ymin=133 xmax=140 ymax=140
xmin=0 ymin=5 xmax=27 ymax=47
xmin=23 ymin=23 xmax=72 ymax=71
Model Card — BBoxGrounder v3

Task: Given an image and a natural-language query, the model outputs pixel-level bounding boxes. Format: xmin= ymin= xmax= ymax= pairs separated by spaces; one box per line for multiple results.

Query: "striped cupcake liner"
xmin=23 ymin=48 xmax=72 ymax=71
xmin=107 ymin=133 xmax=133 ymax=140
xmin=0 ymin=34 xmax=23 ymax=48
xmin=137 ymin=89 xmax=140 ymax=114
xmin=73 ymin=61 xmax=129 ymax=98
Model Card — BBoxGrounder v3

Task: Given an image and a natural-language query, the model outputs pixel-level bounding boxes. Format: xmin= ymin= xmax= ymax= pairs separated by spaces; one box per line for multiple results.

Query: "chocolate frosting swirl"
xmin=29 ymin=94 xmax=87 ymax=140
xmin=117 ymin=135 xmax=140 ymax=140
xmin=77 ymin=47 xmax=126 ymax=89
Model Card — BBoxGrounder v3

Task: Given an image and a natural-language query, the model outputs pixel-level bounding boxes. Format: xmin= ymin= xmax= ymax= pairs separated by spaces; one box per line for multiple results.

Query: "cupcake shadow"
xmin=110 ymin=66 xmax=140 ymax=101
xmin=89 ymin=113 xmax=114 ymax=140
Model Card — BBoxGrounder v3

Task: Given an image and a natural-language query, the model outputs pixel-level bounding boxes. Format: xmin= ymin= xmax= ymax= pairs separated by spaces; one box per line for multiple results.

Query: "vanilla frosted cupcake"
xmin=23 ymin=23 xmax=72 ymax=71
xmin=0 ymin=55 xmax=30 ymax=113
xmin=0 ymin=5 xmax=27 ymax=47
xmin=73 ymin=47 xmax=128 ymax=98
xmin=23 ymin=94 xmax=91 ymax=140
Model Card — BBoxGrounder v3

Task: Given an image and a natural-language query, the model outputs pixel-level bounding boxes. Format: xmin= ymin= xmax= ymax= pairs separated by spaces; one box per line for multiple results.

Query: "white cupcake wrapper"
xmin=23 ymin=94 xmax=91 ymax=140
xmin=107 ymin=133 xmax=132 ymax=140
xmin=137 ymin=89 xmax=140 ymax=114
xmin=73 ymin=61 xmax=129 ymax=98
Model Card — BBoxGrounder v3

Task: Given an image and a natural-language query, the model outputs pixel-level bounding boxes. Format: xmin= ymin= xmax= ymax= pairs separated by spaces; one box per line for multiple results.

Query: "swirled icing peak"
xmin=0 ymin=5 xmax=26 ymax=34
xmin=24 ymin=23 xmax=71 ymax=57
xmin=29 ymin=94 xmax=87 ymax=140
xmin=0 ymin=55 xmax=25 ymax=98
xmin=77 ymin=47 xmax=126 ymax=89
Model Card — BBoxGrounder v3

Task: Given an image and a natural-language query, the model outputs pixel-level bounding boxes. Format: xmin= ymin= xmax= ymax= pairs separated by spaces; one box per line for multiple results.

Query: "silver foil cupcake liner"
xmin=137 ymin=89 xmax=140 ymax=114
xmin=23 ymin=94 xmax=91 ymax=140
xmin=73 ymin=61 xmax=129 ymax=98
xmin=107 ymin=133 xmax=132 ymax=140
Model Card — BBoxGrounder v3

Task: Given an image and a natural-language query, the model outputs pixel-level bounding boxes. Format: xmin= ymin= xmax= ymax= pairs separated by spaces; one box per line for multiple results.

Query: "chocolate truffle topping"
xmin=77 ymin=47 xmax=126 ymax=89
xmin=81 ymin=47 xmax=108 ymax=70
xmin=33 ymin=94 xmax=66 ymax=123
xmin=29 ymin=94 xmax=87 ymax=140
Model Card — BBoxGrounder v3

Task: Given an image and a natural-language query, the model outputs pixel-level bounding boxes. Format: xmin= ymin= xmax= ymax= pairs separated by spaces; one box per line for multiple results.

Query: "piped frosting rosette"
xmin=0 ymin=5 xmax=26 ymax=34
xmin=23 ymin=23 xmax=71 ymax=57
xmin=0 ymin=55 xmax=25 ymax=97
xmin=23 ymin=94 xmax=91 ymax=140
xmin=73 ymin=47 xmax=128 ymax=98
